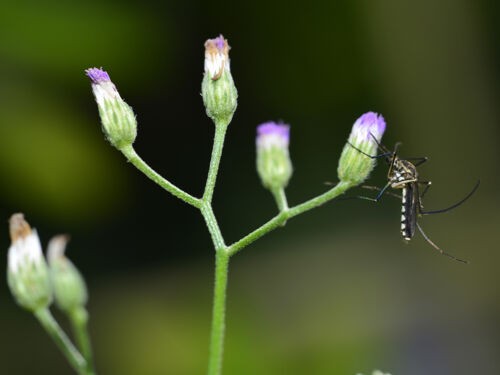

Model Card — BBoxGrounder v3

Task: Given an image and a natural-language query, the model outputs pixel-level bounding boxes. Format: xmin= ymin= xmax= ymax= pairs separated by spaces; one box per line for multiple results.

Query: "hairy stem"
xmin=120 ymin=145 xmax=201 ymax=208
xmin=227 ymin=181 xmax=352 ymax=256
xmin=203 ymin=124 xmax=229 ymax=204
xmin=207 ymin=250 xmax=230 ymax=375
xmin=121 ymin=132 xmax=352 ymax=375
xmin=201 ymin=203 xmax=226 ymax=250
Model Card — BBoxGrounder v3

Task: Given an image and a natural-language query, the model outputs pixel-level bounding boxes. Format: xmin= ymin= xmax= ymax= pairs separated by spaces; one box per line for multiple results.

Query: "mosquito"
xmin=349 ymin=137 xmax=480 ymax=264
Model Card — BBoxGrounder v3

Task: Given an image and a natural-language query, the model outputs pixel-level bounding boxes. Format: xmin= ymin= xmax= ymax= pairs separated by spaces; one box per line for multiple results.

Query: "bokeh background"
xmin=0 ymin=1 xmax=499 ymax=374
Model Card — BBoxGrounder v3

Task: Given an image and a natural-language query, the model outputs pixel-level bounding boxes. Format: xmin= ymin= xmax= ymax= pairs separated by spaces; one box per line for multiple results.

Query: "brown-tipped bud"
xmin=202 ymin=35 xmax=238 ymax=125
xmin=7 ymin=213 xmax=52 ymax=311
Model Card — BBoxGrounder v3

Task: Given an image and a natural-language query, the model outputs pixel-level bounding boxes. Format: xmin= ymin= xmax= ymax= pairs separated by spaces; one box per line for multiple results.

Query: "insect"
xmin=349 ymin=137 xmax=480 ymax=263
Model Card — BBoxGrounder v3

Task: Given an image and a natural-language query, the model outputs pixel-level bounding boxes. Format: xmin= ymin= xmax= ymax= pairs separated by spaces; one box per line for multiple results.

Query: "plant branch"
xmin=120 ymin=144 xmax=201 ymax=208
xmin=227 ymin=181 xmax=352 ymax=256
xmin=206 ymin=251 xmax=230 ymax=375
xmin=203 ymin=123 xmax=229 ymax=204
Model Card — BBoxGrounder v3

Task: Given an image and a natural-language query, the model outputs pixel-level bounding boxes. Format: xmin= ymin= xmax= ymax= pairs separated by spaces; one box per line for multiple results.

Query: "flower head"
xmin=349 ymin=112 xmax=386 ymax=146
xmin=257 ymin=122 xmax=290 ymax=150
xmin=337 ymin=112 xmax=386 ymax=185
xmin=256 ymin=122 xmax=293 ymax=191
xmin=202 ymin=35 xmax=238 ymax=125
xmin=48 ymin=236 xmax=88 ymax=313
xmin=204 ymin=35 xmax=230 ymax=80
xmin=85 ymin=67 xmax=137 ymax=149
xmin=7 ymin=213 xmax=52 ymax=311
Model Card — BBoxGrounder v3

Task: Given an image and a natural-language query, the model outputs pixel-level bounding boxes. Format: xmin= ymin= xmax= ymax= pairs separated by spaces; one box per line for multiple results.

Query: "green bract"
xmin=202 ymin=70 xmax=238 ymax=125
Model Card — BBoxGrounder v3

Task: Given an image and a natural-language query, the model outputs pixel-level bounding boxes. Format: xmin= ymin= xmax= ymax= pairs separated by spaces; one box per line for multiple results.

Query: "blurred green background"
xmin=1 ymin=0 xmax=499 ymax=374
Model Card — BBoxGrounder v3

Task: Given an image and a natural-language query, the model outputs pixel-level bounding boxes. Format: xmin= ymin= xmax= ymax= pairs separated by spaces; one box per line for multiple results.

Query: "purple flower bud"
xmin=350 ymin=112 xmax=386 ymax=144
xmin=256 ymin=122 xmax=290 ymax=150
xmin=85 ymin=67 xmax=121 ymax=107
xmin=85 ymin=67 xmax=137 ymax=148
xmin=337 ymin=112 xmax=387 ymax=185
xmin=85 ymin=67 xmax=111 ymax=84
xmin=256 ymin=122 xmax=293 ymax=191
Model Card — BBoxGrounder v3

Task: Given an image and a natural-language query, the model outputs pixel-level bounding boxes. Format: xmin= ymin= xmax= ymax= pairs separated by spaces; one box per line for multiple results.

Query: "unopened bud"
xmin=48 ymin=236 xmax=88 ymax=313
xmin=7 ymin=214 xmax=52 ymax=311
xmin=337 ymin=112 xmax=386 ymax=185
xmin=256 ymin=122 xmax=293 ymax=191
xmin=202 ymin=35 xmax=238 ymax=125
xmin=85 ymin=67 xmax=137 ymax=149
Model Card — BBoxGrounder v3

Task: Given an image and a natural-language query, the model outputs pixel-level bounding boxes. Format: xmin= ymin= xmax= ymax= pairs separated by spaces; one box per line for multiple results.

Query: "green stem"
xmin=207 ymin=250 xmax=230 ymax=375
xmin=203 ymin=123 xmax=229 ymax=204
xmin=201 ymin=203 xmax=226 ymax=250
xmin=287 ymin=180 xmax=352 ymax=217
xmin=120 ymin=144 xmax=201 ymax=208
xmin=69 ymin=308 xmax=96 ymax=375
xmin=120 ymin=129 xmax=352 ymax=375
xmin=227 ymin=181 xmax=352 ymax=256
xmin=272 ymin=188 xmax=289 ymax=212
xmin=34 ymin=308 xmax=88 ymax=375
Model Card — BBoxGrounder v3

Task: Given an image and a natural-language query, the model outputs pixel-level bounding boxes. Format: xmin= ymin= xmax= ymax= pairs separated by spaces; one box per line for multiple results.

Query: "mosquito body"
xmin=350 ymin=138 xmax=479 ymax=263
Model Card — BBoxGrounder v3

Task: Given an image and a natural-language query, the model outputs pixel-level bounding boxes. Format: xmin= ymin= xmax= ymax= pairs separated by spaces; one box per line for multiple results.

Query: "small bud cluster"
xmin=7 ymin=214 xmax=88 ymax=314
xmin=202 ymin=35 xmax=238 ymax=125
xmin=337 ymin=112 xmax=386 ymax=186
xmin=85 ymin=68 xmax=137 ymax=149
xmin=256 ymin=122 xmax=293 ymax=192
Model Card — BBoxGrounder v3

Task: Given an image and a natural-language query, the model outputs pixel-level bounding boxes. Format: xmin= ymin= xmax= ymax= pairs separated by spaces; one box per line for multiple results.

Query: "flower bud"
xmin=7 ymin=214 xmax=52 ymax=312
xmin=202 ymin=35 xmax=238 ymax=125
xmin=48 ymin=235 xmax=88 ymax=313
xmin=256 ymin=122 xmax=293 ymax=191
xmin=85 ymin=67 xmax=137 ymax=149
xmin=337 ymin=112 xmax=386 ymax=185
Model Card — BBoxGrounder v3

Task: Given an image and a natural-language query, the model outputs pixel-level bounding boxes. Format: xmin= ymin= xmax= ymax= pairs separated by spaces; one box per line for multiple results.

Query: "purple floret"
xmin=85 ymin=67 xmax=110 ymax=84
xmin=257 ymin=122 xmax=290 ymax=141
xmin=355 ymin=111 xmax=386 ymax=139
xmin=214 ymin=35 xmax=226 ymax=50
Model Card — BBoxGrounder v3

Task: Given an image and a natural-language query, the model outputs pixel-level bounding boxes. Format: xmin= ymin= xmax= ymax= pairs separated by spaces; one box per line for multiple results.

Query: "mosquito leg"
xmin=420 ymin=180 xmax=480 ymax=215
xmin=416 ymin=223 xmax=468 ymax=264
xmin=374 ymin=182 xmax=393 ymax=201
xmin=361 ymin=185 xmax=401 ymax=200
xmin=330 ymin=182 xmax=394 ymax=203
xmin=418 ymin=180 xmax=432 ymax=195
xmin=405 ymin=157 xmax=429 ymax=167
xmin=347 ymin=141 xmax=392 ymax=159
xmin=368 ymin=132 xmax=399 ymax=155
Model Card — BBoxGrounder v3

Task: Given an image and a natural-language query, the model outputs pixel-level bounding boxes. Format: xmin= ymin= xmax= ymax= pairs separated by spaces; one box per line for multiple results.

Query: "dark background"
xmin=0 ymin=1 xmax=499 ymax=374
